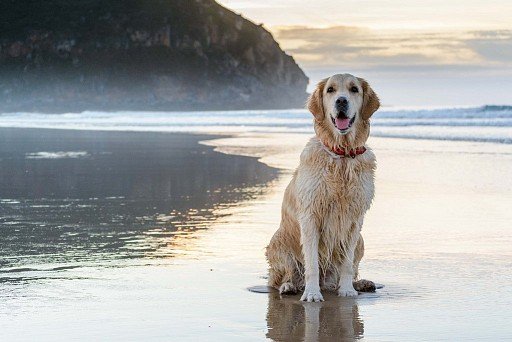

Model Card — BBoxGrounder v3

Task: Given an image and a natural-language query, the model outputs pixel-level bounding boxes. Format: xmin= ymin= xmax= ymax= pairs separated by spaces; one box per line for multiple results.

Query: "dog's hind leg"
xmin=279 ymin=277 xmax=297 ymax=295
xmin=268 ymin=268 xmax=298 ymax=295
xmin=337 ymin=224 xmax=362 ymax=297
xmin=273 ymin=256 xmax=299 ymax=295
xmin=266 ymin=241 xmax=299 ymax=294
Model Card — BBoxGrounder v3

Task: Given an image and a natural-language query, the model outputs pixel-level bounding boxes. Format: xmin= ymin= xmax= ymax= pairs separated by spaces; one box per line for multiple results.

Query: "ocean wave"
xmin=0 ymin=105 xmax=511 ymax=144
xmin=480 ymin=105 xmax=512 ymax=112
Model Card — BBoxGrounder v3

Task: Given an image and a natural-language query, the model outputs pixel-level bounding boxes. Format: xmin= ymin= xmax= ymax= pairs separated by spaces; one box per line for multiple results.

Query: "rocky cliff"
xmin=0 ymin=0 xmax=308 ymax=112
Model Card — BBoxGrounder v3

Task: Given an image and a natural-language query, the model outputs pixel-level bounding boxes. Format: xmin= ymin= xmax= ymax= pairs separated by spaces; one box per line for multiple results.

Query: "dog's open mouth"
xmin=331 ymin=115 xmax=355 ymax=132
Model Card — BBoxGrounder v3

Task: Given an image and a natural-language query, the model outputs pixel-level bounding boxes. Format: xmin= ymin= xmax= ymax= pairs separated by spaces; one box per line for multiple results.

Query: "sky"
xmin=218 ymin=0 xmax=512 ymax=106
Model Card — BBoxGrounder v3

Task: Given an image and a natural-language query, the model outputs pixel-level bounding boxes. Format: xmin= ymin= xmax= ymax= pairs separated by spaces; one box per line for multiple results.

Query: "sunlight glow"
xmin=218 ymin=0 xmax=512 ymax=31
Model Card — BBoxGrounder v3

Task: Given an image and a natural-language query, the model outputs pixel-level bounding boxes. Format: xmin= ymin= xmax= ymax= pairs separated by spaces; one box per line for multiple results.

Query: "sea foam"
xmin=1 ymin=105 xmax=511 ymax=144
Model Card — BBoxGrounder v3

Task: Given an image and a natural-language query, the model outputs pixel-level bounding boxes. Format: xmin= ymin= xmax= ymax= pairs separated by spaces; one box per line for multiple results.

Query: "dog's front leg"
xmin=299 ymin=215 xmax=324 ymax=302
xmin=338 ymin=225 xmax=361 ymax=297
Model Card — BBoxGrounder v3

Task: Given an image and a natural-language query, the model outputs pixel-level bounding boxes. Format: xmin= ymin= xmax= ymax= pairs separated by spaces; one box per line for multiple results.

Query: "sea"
xmin=0 ymin=105 xmax=511 ymax=143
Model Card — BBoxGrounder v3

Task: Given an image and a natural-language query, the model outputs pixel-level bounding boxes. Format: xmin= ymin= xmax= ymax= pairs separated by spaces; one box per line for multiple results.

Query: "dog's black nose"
xmin=335 ymin=97 xmax=349 ymax=114
xmin=336 ymin=97 xmax=348 ymax=106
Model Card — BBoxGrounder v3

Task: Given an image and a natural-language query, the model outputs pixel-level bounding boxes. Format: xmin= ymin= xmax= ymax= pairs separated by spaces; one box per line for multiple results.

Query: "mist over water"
xmin=1 ymin=105 xmax=511 ymax=143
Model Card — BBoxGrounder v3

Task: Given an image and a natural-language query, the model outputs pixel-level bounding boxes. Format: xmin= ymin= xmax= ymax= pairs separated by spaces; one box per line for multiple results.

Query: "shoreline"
xmin=0 ymin=128 xmax=279 ymax=270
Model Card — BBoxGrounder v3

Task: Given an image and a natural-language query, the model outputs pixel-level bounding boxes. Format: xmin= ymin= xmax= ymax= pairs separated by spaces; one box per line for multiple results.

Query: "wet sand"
xmin=0 ymin=128 xmax=277 ymax=269
xmin=1 ymin=129 xmax=512 ymax=341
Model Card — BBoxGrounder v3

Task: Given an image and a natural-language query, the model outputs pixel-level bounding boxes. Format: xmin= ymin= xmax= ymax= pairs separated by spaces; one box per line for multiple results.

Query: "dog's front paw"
xmin=300 ymin=287 xmax=324 ymax=302
xmin=338 ymin=286 xmax=358 ymax=297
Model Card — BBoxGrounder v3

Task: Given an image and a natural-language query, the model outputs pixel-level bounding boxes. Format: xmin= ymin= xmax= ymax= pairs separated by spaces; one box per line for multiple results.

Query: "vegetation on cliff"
xmin=0 ymin=0 xmax=308 ymax=112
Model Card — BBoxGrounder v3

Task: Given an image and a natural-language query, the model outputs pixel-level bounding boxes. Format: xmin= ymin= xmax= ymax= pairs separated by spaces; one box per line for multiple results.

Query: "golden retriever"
xmin=266 ymin=73 xmax=380 ymax=302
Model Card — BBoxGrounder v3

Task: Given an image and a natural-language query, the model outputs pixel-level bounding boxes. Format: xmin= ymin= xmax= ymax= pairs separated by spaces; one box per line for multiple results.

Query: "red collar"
xmin=322 ymin=142 xmax=367 ymax=158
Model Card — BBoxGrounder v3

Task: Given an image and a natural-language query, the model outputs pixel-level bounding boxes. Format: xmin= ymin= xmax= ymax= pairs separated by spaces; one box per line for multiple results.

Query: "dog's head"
xmin=307 ymin=73 xmax=380 ymax=146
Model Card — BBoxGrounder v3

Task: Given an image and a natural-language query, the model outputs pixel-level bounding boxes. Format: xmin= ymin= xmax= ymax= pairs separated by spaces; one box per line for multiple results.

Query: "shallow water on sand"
xmin=0 ymin=129 xmax=277 ymax=269
xmin=1 ymin=128 xmax=512 ymax=341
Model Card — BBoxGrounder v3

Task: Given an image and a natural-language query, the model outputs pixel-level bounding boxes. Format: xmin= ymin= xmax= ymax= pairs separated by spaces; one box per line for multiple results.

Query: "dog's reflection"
xmin=266 ymin=291 xmax=364 ymax=342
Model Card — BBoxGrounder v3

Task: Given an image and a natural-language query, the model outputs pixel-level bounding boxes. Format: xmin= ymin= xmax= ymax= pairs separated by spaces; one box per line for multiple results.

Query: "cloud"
xmin=466 ymin=30 xmax=512 ymax=64
xmin=275 ymin=26 xmax=512 ymax=69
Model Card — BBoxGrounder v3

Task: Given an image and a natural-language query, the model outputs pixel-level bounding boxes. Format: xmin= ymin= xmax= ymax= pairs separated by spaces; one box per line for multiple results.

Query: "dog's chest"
xmin=321 ymin=159 xmax=375 ymax=213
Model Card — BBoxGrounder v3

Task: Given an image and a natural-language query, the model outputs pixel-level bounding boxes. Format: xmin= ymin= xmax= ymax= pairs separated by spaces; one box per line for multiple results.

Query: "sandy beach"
xmin=1 ymin=127 xmax=512 ymax=341
xmin=3 ymin=0 xmax=512 ymax=340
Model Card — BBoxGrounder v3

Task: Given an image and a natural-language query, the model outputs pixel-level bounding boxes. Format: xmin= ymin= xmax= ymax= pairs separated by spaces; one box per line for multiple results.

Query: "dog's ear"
xmin=358 ymin=78 xmax=380 ymax=120
xmin=307 ymin=78 xmax=327 ymax=122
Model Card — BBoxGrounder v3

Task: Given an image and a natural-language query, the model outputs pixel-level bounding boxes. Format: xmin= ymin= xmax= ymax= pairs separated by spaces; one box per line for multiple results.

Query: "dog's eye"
xmin=350 ymin=86 xmax=359 ymax=93
xmin=326 ymin=87 xmax=334 ymax=93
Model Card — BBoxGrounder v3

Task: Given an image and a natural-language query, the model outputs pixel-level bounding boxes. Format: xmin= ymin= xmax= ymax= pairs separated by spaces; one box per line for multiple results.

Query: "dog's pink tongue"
xmin=335 ymin=118 xmax=351 ymax=130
